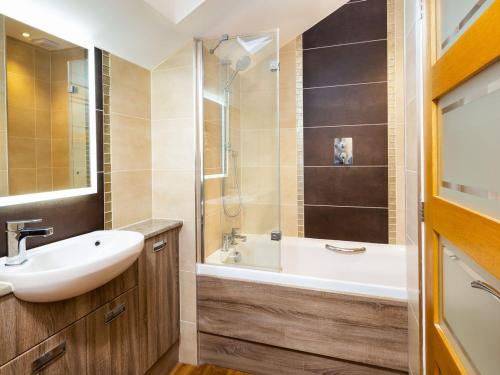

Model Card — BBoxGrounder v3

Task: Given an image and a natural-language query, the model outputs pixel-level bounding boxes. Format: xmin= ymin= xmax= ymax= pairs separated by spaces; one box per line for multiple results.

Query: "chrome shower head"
xmin=225 ymin=55 xmax=251 ymax=90
xmin=235 ymin=55 xmax=251 ymax=72
xmin=209 ymin=34 xmax=229 ymax=54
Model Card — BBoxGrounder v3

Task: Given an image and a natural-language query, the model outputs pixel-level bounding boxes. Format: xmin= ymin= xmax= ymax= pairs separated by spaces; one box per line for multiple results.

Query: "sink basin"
xmin=0 ymin=230 xmax=144 ymax=302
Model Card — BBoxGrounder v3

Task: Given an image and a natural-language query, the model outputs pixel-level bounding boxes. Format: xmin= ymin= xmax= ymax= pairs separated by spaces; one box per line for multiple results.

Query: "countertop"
xmin=0 ymin=283 xmax=12 ymax=297
xmin=121 ymin=219 xmax=183 ymax=239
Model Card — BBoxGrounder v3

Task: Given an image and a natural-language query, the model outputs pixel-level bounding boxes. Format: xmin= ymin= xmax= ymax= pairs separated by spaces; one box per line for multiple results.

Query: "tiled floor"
xmin=169 ymin=363 xmax=251 ymax=375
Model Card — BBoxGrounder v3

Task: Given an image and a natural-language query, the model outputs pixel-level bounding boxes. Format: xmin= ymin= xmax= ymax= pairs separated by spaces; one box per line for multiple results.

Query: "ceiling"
xmin=0 ymin=0 xmax=347 ymax=69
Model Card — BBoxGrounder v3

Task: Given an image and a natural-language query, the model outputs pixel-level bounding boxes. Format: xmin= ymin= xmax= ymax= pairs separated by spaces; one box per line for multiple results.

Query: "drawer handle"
xmin=471 ymin=280 xmax=500 ymax=301
xmin=325 ymin=244 xmax=366 ymax=254
xmin=153 ymin=239 xmax=167 ymax=252
xmin=32 ymin=341 xmax=66 ymax=373
xmin=105 ymin=303 xmax=126 ymax=324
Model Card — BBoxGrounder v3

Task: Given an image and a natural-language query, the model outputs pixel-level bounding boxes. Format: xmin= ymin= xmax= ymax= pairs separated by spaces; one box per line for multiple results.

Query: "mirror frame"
xmin=0 ymin=6 xmax=97 ymax=207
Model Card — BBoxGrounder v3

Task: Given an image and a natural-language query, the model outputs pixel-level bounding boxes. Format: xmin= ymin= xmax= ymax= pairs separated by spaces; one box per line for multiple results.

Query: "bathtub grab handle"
xmin=325 ymin=244 xmax=366 ymax=254
xmin=471 ymin=280 xmax=500 ymax=301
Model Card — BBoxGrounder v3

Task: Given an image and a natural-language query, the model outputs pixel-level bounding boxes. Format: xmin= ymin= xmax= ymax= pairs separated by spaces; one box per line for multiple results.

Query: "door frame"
xmin=423 ymin=0 xmax=500 ymax=373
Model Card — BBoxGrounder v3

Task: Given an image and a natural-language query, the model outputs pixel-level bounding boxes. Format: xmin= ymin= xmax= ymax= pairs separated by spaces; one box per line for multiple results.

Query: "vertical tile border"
xmin=102 ymin=51 xmax=112 ymax=229
xmin=296 ymin=36 xmax=305 ymax=237
xmin=387 ymin=0 xmax=406 ymax=244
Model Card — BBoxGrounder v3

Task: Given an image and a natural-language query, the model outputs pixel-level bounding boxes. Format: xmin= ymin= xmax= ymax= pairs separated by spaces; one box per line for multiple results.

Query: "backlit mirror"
xmin=0 ymin=15 xmax=96 ymax=205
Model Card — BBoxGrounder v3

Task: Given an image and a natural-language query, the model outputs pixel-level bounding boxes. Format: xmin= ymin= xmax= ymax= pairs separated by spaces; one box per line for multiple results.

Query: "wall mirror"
xmin=0 ymin=14 xmax=96 ymax=206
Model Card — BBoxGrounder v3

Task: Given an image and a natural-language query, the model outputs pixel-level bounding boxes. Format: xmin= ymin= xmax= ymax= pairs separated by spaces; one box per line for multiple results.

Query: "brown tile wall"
xmin=302 ymin=0 xmax=389 ymax=243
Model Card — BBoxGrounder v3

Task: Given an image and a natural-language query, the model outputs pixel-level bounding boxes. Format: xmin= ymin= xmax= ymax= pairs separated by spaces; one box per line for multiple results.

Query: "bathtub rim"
xmin=197 ymin=263 xmax=408 ymax=302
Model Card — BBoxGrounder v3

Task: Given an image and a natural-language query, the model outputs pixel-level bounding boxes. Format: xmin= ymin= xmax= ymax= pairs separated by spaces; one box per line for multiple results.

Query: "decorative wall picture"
xmin=334 ymin=137 xmax=353 ymax=165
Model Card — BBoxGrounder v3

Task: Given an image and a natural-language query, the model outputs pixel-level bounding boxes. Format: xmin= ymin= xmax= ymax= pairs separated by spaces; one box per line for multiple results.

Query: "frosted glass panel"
xmin=439 ymin=61 xmax=500 ymax=220
xmin=441 ymin=239 xmax=500 ymax=375
xmin=438 ymin=0 xmax=493 ymax=56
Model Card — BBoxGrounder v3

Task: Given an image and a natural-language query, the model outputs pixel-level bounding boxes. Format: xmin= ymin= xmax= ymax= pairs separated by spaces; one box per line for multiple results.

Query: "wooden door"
xmin=424 ymin=1 xmax=500 ymax=374
xmin=138 ymin=229 xmax=180 ymax=372
xmin=0 ymin=319 xmax=86 ymax=375
xmin=87 ymin=287 xmax=140 ymax=375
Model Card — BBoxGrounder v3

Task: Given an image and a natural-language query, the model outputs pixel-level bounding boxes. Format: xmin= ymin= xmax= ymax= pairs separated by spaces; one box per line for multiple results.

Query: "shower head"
xmin=209 ymin=34 xmax=229 ymax=54
xmin=225 ymin=55 xmax=251 ymax=90
xmin=235 ymin=55 xmax=251 ymax=72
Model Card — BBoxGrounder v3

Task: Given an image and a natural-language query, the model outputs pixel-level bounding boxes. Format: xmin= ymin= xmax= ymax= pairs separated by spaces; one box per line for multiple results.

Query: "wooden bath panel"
xmin=197 ymin=275 xmax=408 ymax=372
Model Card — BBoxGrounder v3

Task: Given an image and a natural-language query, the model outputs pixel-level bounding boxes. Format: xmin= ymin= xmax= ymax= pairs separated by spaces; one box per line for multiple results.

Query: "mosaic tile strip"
xmin=102 ymin=50 xmax=112 ymax=230
xmin=296 ymin=35 xmax=305 ymax=237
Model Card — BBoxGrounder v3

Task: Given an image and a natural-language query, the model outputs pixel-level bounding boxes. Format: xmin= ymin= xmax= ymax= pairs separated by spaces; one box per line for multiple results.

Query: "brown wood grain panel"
xmin=139 ymin=228 xmax=180 ymax=372
xmin=86 ymin=287 xmax=140 ymax=375
xmin=197 ymin=276 xmax=408 ymax=372
xmin=0 ymin=318 xmax=87 ymax=375
xmin=0 ymin=263 xmax=137 ymax=366
xmin=145 ymin=342 xmax=178 ymax=375
xmin=200 ymin=333 xmax=406 ymax=375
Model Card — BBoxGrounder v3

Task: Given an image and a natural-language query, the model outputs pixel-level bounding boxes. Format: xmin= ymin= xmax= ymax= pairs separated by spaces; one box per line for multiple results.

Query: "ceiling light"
xmin=22 ymin=32 xmax=30 ymax=38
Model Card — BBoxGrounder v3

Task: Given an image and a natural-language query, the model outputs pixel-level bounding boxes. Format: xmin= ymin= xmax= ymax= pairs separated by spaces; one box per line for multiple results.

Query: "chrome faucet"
xmin=5 ymin=219 xmax=54 ymax=266
xmin=231 ymin=228 xmax=247 ymax=242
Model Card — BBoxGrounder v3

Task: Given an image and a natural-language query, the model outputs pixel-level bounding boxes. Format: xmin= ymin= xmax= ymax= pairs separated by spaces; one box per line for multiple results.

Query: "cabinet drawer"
xmin=0 ymin=319 xmax=86 ymax=375
xmin=87 ymin=287 xmax=140 ymax=375
xmin=442 ymin=240 xmax=500 ymax=375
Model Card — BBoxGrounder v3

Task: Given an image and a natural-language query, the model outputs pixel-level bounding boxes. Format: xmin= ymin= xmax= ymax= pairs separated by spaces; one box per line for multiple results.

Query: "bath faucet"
xmin=222 ymin=233 xmax=233 ymax=252
xmin=5 ymin=219 xmax=54 ymax=266
xmin=231 ymin=228 xmax=247 ymax=242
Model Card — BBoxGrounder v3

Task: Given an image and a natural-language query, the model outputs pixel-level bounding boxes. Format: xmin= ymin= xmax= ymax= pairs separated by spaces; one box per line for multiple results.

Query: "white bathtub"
xmin=199 ymin=235 xmax=407 ymax=300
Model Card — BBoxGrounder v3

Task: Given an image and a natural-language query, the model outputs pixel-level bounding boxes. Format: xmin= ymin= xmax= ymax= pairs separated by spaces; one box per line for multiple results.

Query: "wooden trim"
xmin=197 ymin=275 xmax=408 ymax=372
xmin=431 ymin=1 xmax=500 ymax=99
xmin=431 ymin=197 xmax=500 ymax=278
xmin=199 ymin=333 xmax=406 ymax=375
xmin=425 ymin=0 xmax=500 ymax=373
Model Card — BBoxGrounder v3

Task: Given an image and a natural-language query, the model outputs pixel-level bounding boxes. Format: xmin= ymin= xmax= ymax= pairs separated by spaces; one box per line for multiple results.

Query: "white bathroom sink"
xmin=0 ymin=230 xmax=144 ymax=302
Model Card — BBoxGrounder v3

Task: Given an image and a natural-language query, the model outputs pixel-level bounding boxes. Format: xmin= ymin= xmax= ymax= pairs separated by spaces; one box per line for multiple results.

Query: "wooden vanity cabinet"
xmin=138 ymin=228 xmax=180 ymax=373
xmin=0 ymin=319 xmax=87 ymax=375
xmin=87 ymin=287 xmax=140 ymax=375
xmin=0 ymin=225 xmax=181 ymax=375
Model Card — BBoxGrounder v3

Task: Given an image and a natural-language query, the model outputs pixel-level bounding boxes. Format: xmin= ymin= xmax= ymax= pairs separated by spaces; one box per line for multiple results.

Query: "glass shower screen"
xmin=199 ymin=31 xmax=281 ymax=271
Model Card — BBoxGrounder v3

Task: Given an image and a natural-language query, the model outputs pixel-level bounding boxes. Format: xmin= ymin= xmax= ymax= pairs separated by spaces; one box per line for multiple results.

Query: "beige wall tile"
xmin=50 ymin=51 xmax=69 ymax=82
xmin=51 ymin=110 xmax=69 ymax=139
xmin=279 ymin=84 xmax=296 ymax=129
xmin=111 ymin=113 xmax=151 ymax=172
xmin=151 ymin=118 xmax=194 ymax=171
xmin=110 ymin=55 xmax=151 ymax=119
xmin=0 ymin=131 xmax=7 ymax=171
xmin=7 ymin=73 xmax=35 ymax=110
xmin=242 ymin=203 xmax=279 ymax=234
xmin=52 ymin=167 xmax=70 ymax=190
xmin=35 ymin=79 xmax=51 ymax=110
xmin=35 ymin=49 xmax=51 ymax=81
xmin=204 ymin=212 xmax=221 ymax=257
xmin=179 ymin=321 xmax=197 ymax=365
xmin=51 ymin=138 xmax=69 ymax=168
xmin=179 ymin=220 xmax=196 ymax=273
xmin=155 ymin=43 xmax=193 ymax=70
xmin=7 ymin=106 xmax=35 ymax=137
xmin=152 ymin=170 xmax=195 ymax=221
xmin=405 ymin=98 xmax=419 ymax=172
xmin=36 ymin=138 xmax=52 ymax=168
xmin=6 ymin=38 xmax=34 ymax=76
xmin=112 ymin=170 xmax=152 ymax=228
xmin=36 ymin=167 xmax=53 ymax=192
xmin=0 ymin=170 xmax=8 ymax=196
xmin=8 ymin=136 xmax=36 ymax=168
xmin=240 ymin=89 xmax=277 ymax=130
xmin=280 ymin=128 xmax=297 ymax=166
xmin=50 ymin=81 xmax=68 ymax=112
xmin=9 ymin=168 xmax=36 ymax=195
xmin=180 ymin=270 xmax=197 ymax=323
xmin=280 ymin=166 xmax=297 ymax=206
xmin=35 ymin=110 xmax=51 ymax=138
xmin=281 ymin=205 xmax=298 ymax=237
xmin=151 ymin=66 xmax=193 ymax=120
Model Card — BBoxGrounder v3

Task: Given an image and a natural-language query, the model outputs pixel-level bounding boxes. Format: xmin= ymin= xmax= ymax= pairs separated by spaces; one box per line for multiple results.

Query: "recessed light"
xmin=22 ymin=32 xmax=30 ymax=38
